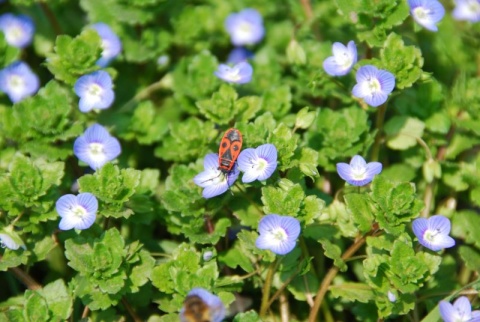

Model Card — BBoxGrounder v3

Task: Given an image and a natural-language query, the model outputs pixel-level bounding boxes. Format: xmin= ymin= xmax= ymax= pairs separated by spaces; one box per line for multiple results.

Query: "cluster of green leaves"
xmin=1 ymin=0 xmax=480 ymax=321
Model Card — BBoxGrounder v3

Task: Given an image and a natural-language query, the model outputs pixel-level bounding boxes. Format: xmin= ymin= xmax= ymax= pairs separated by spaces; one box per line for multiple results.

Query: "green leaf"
xmin=38 ymin=279 xmax=72 ymax=320
xmin=384 ymin=116 xmax=425 ymax=150
xmin=45 ymin=29 xmax=102 ymax=85
xmin=233 ymin=310 xmax=262 ymax=322
xmin=304 ymin=224 xmax=346 ymax=271
xmin=78 ymin=164 xmax=140 ymax=218
xmin=0 ymin=33 xmax=21 ymax=68
xmin=261 ymin=183 xmax=304 ymax=217
xmin=268 ymin=123 xmax=298 ymax=170
xmin=295 ymin=107 xmax=316 ymax=130
xmin=196 ymin=84 xmax=238 ymax=124
xmin=330 ymin=283 xmax=375 ymax=303
xmin=24 ymin=291 xmax=50 ymax=321
xmin=452 ymin=211 xmax=480 ymax=248
xmin=344 ymin=193 xmax=375 ymax=233
xmin=286 ymin=39 xmax=307 ymax=66
xmin=172 ymin=51 xmax=219 ymax=101
xmin=154 ymin=118 xmax=217 ymax=162
xmin=380 ymin=33 xmax=423 ymax=89
xmin=310 ymin=107 xmax=373 ymax=171
xmin=218 ymin=245 xmax=254 ymax=273
xmin=261 ymin=85 xmax=292 ymax=118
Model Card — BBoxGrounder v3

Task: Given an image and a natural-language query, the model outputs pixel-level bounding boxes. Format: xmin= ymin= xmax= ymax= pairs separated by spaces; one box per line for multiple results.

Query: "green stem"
xmin=260 ymin=259 xmax=279 ymax=317
xmin=234 ymin=183 xmax=264 ymax=215
xmin=118 ymin=78 xmax=166 ymax=113
xmin=370 ymin=103 xmax=387 ymax=162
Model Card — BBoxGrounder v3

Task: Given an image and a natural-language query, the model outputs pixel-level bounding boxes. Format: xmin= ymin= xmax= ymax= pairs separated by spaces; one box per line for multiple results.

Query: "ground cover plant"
xmin=0 ymin=0 xmax=479 ymax=321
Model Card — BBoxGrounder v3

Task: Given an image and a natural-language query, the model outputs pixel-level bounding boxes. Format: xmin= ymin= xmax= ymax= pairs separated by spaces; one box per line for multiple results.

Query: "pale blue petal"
xmin=323 ymin=56 xmax=342 ymax=76
xmin=77 ymin=193 xmax=98 ymax=214
xmin=454 ymin=296 xmax=472 ymax=317
xmin=202 ymin=181 xmax=229 ymax=199
xmin=0 ymin=233 xmax=20 ymax=250
xmin=365 ymin=162 xmax=383 ymax=178
xmin=355 ymin=65 xmax=379 ymax=83
xmin=256 ymin=161 xmax=277 ymax=181
xmin=237 ymin=148 xmax=256 ymax=172
xmin=56 ymin=194 xmax=78 ymax=217
xmin=439 ymin=301 xmax=456 ymax=322
xmin=336 ymin=163 xmax=353 ymax=182
xmin=331 ymin=42 xmax=348 ymax=57
xmin=412 ymin=218 xmax=428 ymax=242
xmin=365 ymin=91 xmax=388 ymax=107
xmin=256 ymin=144 xmax=277 ymax=163
xmin=204 ymin=153 xmax=219 ymax=170
xmin=377 ymin=70 xmax=396 ymax=93
xmin=428 ymin=215 xmax=451 ymax=234
xmin=350 ymin=155 xmax=367 ymax=168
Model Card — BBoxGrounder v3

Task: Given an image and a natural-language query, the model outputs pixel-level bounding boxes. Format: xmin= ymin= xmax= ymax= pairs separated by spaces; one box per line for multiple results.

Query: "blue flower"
xmin=237 ymin=143 xmax=277 ymax=183
xmin=256 ymin=214 xmax=301 ymax=255
xmin=352 ymin=65 xmax=395 ymax=107
xmin=214 ymin=61 xmax=253 ymax=84
xmin=227 ymin=47 xmax=254 ymax=64
xmin=453 ymin=0 xmax=480 ymax=22
xmin=193 ymin=153 xmax=240 ymax=199
xmin=408 ymin=0 xmax=445 ymax=32
xmin=412 ymin=215 xmax=455 ymax=251
xmin=0 ymin=231 xmax=25 ymax=250
xmin=0 ymin=61 xmax=39 ymax=103
xmin=336 ymin=155 xmax=382 ymax=186
xmin=0 ymin=13 xmax=34 ymax=48
xmin=387 ymin=291 xmax=397 ymax=303
xmin=439 ymin=296 xmax=480 ymax=322
xmin=74 ymin=70 xmax=114 ymax=112
xmin=73 ymin=124 xmax=121 ymax=170
xmin=323 ymin=41 xmax=357 ymax=76
xmin=180 ymin=288 xmax=226 ymax=322
xmin=225 ymin=8 xmax=265 ymax=46
xmin=56 ymin=193 xmax=98 ymax=230
xmin=91 ymin=23 xmax=122 ymax=67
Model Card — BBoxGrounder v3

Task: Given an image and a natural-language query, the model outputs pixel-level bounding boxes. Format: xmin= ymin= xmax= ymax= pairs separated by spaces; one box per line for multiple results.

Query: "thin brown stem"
xmin=267 ymin=269 xmax=299 ymax=308
xmin=122 ymin=297 xmax=142 ymax=322
xmin=81 ymin=306 xmax=89 ymax=319
xmin=279 ymin=291 xmax=290 ymax=322
xmin=8 ymin=266 xmax=42 ymax=290
xmin=39 ymin=2 xmax=62 ymax=36
xmin=300 ymin=0 xmax=313 ymax=20
xmin=308 ymin=231 xmax=373 ymax=322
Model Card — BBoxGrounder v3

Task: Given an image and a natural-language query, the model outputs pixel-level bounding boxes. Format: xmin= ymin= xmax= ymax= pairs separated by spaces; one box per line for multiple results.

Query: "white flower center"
xmin=88 ymin=83 xmax=103 ymax=98
xmin=351 ymin=165 xmax=367 ymax=180
xmin=101 ymin=39 xmax=111 ymax=57
xmin=252 ymin=158 xmax=267 ymax=171
xmin=70 ymin=205 xmax=88 ymax=218
xmin=367 ymin=77 xmax=381 ymax=93
xmin=239 ymin=22 xmax=252 ymax=34
xmin=269 ymin=227 xmax=288 ymax=242
xmin=207 ymin=167 xmax=228 ymax=185
xmin=6 ymin=25 xmax=24 ymax=43
xmin=89 ymin=142 xmax=105 ymax=156
xmin=468 ymin=1 xmax=480 ymax=13
xmin=8 ymin=74 xmax=25 ymax=90
xmin=424 ymin=228 xmax=441 ymax=242
xmin=337 ymin=52 xmax=353 ymax=68
xmin=413 ymin=7 xmax=430 ymax=21
xmin=224 ymin=67 xmax=242 ymax=82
